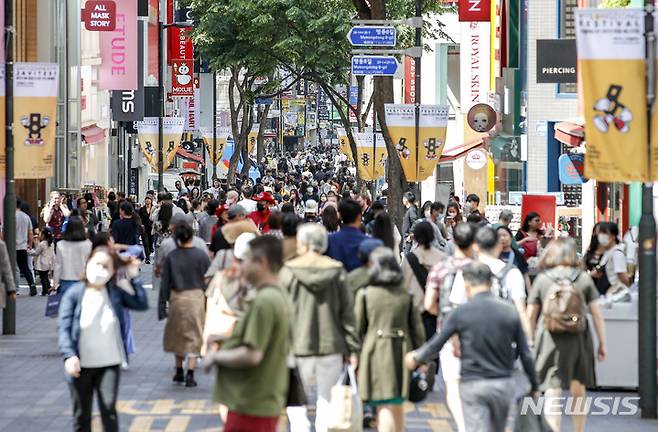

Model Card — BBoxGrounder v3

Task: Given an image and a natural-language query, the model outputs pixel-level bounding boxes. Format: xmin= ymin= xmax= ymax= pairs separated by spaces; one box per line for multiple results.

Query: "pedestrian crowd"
xmin=0 ymin=146 xmax=639 ymax=432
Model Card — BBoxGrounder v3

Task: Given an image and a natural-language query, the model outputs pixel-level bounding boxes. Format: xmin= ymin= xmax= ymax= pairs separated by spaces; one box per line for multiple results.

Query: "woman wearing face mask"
xmin=289 ymin=189 xmax=305 ymax=217
xmin=58 ymin=247 xmax=148 ymax=432
xmin=318 ymin=192 xmax=329 ymax=213
xmin=444 ymin=202 xmax=463 ymax=241
xmin=496 ymin=225 xmax=531 ymax=292
xmin=588 ymin=222 xmax=629 ymax=296
xmin=159 ymin=222 xmax=211 ymax=387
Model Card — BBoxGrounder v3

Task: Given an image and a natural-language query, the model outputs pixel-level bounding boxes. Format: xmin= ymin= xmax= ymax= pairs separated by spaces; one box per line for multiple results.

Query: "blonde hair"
xmin=538 ymin=237 xmax=579 ymax=270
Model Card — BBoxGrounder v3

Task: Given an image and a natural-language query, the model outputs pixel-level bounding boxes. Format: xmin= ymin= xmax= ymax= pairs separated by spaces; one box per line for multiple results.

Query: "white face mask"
xmin=86 ymin=264 xmax=112 ymax=286
xmin=597 ymin=233 xmax=611 ymax=247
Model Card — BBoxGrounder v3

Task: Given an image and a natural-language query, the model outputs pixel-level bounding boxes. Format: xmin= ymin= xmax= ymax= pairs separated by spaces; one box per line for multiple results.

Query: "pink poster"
xmin=99 ymin=0 xmax=137 ymax=90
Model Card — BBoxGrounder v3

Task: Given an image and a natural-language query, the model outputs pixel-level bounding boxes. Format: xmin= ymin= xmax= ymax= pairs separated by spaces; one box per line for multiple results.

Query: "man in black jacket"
xmin=405 ymin=261 xmax=538 ymax=432
xmin=401 ymin=191 xmax=419 ymax=253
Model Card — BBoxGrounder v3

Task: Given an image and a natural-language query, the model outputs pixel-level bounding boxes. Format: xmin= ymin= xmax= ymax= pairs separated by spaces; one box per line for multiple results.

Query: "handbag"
xmin=45 ymin=292 xmax=62 ymax=318
xmin=201 ymin=283 xmax=239 ymax=357
xmin=327 ymin=365 xmax=363 ymax=432
xmin=408 ymin=361 xmax=436 ymax=403
xmin=286 ymin=363 xmax=307 ymax=407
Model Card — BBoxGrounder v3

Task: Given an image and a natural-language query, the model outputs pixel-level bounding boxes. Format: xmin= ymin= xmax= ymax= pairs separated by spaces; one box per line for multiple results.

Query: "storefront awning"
xmin=554 ymin=121 xmax=584 ymax=147
xmin=176 ymin=148 xmax=205 ymax=165
xmin=81 ymin=124 xmax=106 ymax=145
xmin=440 ymin=138 xmax=484 ymax=162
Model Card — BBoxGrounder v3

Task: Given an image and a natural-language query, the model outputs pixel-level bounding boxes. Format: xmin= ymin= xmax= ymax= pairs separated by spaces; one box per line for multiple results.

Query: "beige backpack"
xmin=543 ymin=272 xmax=587 ymax=334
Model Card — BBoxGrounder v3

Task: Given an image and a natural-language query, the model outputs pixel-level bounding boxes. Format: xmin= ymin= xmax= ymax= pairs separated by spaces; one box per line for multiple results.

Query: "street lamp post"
xmin=213 ymin=69 xmax=217 ymax=179
xmin=157 ymin=20 xmax=193 ymax=192
xmin=414 ymin=0 xmax=422 ymax=201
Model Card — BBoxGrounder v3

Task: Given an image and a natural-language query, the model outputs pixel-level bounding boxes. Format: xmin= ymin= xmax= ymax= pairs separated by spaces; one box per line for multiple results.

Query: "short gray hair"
xmin=297 ymin=223 xmax=328 ymax=253
xmin=499 ymin=209 xmax=514 ymax=223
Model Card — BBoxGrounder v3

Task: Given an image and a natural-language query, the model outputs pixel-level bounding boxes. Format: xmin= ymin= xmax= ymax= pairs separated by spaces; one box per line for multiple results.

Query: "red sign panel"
xmin=171 ymin=59 xmax=194 ymax=97
xmin=167 ymin=0 xmax=193 ymax=64
xmin=521 ymin=195 xmax=557 ymax=235
xmin=459 ymin=0 xmax=491 ymax=22
xmin=82 ymin=0 xmax=116 ymax=31
xmin=404 ymin=56 xmax=416 ymax=104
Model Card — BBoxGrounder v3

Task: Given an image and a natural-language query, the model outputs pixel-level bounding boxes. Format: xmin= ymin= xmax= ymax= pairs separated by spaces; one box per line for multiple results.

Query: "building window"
xmin=558 ymin=0 xmax=578 ymax=94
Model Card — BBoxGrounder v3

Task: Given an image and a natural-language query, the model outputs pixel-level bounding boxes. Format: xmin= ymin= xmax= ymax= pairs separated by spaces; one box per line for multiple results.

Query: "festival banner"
xmin=136 ymin=117 xmax=184 ymax=171
xmin=354 ymin=132 xmax=387 ymax=181
xmin=576 ymin=8 xmax=650 ymax=181
xmin=201 ymin=126 xmax=231 ymax=165
xmin=384 ymin=104 xmax=449 ymax=182
xmin=13 ymin=63 xmax=59 ymax=179
xmin=336 ymin=127 xmax=353 ymax=161
xmin=248 ymin=124 xmax=259 ymax=154
xmin=99 ymin=0 xmax=138 ymax=90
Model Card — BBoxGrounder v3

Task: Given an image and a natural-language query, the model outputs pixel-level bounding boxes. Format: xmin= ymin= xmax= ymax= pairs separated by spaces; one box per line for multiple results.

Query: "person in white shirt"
xmin=236 ymin=185 xmax=257 ymax=214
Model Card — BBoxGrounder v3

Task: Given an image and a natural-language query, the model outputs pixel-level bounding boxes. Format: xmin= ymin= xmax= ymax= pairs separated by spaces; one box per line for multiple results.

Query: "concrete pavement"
xmin=1 ymin=264 xmax=656 ymax=431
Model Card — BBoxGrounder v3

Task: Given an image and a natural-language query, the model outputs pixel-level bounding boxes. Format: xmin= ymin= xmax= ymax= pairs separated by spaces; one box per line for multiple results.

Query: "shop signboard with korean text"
xmin=99 ymin=0 xmax=137 ymax=90
xmin=13 ymin=63 xmax=59 ymax=179
xmin=576 ymin=8 xmax=654 ymax=181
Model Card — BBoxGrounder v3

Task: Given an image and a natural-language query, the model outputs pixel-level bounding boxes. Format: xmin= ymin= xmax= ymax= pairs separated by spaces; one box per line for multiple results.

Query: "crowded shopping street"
xmin=1 ymin=1 xmax=658 ymax=432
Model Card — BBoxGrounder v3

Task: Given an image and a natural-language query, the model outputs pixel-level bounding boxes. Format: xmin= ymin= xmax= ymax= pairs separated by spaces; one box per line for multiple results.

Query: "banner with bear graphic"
xmin=13 ymin=63 xmax=59 ymax=179
xmin=336 ymin=127 xmax=353 ymax=161
xmin=354 ymin=132 xmax=387 ymax=181
xmin=576 ymin=9 xmax=651 ymax=181
xmin=384 ymin=104 xmax=448 ymax=182
xmin=136 ymin=117 xmax=185 ymax=171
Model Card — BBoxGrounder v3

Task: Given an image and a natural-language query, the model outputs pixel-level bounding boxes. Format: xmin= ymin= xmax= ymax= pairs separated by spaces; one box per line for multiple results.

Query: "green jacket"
xmin=346 ymin=266 xmax=370 ymax=300
xmin=279 ymin=253 xmax=360 ymax=357
xmin=355 ymin=282 xmax=426 ymax=402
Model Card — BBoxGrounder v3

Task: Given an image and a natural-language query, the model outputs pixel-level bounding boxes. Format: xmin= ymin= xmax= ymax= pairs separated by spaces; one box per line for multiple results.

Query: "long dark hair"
xmin=321 ymin=206 xmax=340 ymax=232
xmin=63 ymin=217 xmax=87 ymax=242
xmin=372 ymin=212 xmax=395 ymax=251
xmin=521 ymin=212 xmax=540 ymax=233
xmin=446 ymin=202 xmax=463 ymax=222
xmin=159 ymin=202 xmax=173 ymax=231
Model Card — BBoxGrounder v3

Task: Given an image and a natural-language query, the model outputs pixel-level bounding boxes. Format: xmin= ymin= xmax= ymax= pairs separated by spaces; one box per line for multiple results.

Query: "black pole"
xmin=126 ymin=129 xmax=132 ymax=195
xmin=64 ymin=0 xmax=69 ymax=188
xmin=2 ymin=0 xmax=15 ymax=335
xmin=157 ymin=21 xmax=164 ymax=192
xmin=212 ymin=70 xmax=217 ymax=179
xmin=371 ymin=79 xmax=377 ymax=199
xmin=414 ymin=0 xmax=422 ymax=201
xmin=639 ymin=0 xmax=657 ymax=419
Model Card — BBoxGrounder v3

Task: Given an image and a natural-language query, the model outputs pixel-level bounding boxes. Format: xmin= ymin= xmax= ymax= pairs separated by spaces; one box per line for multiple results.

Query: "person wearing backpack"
xmin=527 ymin=238 xmax=606 ymax=432
xmin=401 ymin=221 xmax=446 ymax=340
xmin=423 ymin=223 xmax=477 ymax=432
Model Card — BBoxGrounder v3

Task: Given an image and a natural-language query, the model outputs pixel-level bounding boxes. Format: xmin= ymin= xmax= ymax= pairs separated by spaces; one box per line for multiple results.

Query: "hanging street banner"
xmin=136 ymin=117 xmax=184 ymax=171
xmin=384 ymin=104 xmax=449 ymax=182
xmin=13 ymin=63 xmax=59 ymax=179
xmin=336 ymin=127 xmax=353 ymax=161
xmin=181 ymin=80 xmax=200 ymax=132
xmin=110 ymin=19 xmax=145 ymax=121
xmin=348 ymin=26 xmax=396 ymax=47
xmin=81 ymin=0 xmax=117 ymax=32
xmin=354 ymin=132 xmax=387 ymax=181
xmin=201 ymin=126 xmax=231 ymax=165
xmin=171 ymin=60 xmax=194 ymax=97
xmin=352 ymin=56 xmax=401 ymax=76
xmin=99 ymin=0 xmax=137 ymax=90
xmin=248 ymin=124 xmax=259 ymax=154
xmin=576 ymin=8 xmax=651 ymax=181
xmin=460 ymin=21 xmax=490 ymax=112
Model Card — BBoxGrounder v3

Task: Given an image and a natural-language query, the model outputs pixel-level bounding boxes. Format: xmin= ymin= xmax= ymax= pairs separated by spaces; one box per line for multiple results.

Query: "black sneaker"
xmin=173 ymin=368 xmax=184 ymax=384
xmin=145 ymin=259 xmax=151 ymax=264
xmin=185 ymin=371 xmax=197 ymax=387
xmin=29 ymin=286 xmax=37 ymax=296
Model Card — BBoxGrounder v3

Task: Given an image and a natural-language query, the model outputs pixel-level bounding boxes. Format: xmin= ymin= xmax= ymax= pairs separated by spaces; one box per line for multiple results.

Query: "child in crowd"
xmin=29 ymin=229 xmax=55 ymax=295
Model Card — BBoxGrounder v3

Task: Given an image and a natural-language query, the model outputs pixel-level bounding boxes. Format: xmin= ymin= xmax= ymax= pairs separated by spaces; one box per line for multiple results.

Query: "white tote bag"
xmin=327 ymin=365 xmax=363 ymax=432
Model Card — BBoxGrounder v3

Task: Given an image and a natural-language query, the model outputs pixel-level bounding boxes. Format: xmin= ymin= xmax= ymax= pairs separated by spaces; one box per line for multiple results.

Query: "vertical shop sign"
xmin=404 ymin=56 xmax=416 ymax=104
xmin=168 ymin=1 xmax=193 ymax=65
xmin=460 ymin=21 xmax=491 ymax=112
xmin=576 ymin=9 xmax=650 ymax=181
xmin=459 ymin=0 xmax=491 ymax=22
xmin=111 ymin=20 xmax=145 ymax=121
xmin=99 ymin=0 xmax=138 ymax=90
xmin=171 ymin=59 xmax=194 ymax=97
xmin=13 ymin=63 xmax=59 ymax=179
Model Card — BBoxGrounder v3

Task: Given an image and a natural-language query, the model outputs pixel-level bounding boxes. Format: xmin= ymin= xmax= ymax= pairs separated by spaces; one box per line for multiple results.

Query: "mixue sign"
xmin=81 ymin=1 xmax=116 ymax=31
xmin=171 ymin=60 xmax=194 ymax=97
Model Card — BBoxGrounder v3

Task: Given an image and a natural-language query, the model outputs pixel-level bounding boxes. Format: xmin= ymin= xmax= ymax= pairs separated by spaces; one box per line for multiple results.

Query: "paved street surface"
xmin=1 ymin=265 xmax=656 ymax=431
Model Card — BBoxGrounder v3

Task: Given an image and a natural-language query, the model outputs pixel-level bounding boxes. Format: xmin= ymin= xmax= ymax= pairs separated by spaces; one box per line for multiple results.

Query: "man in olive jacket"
xmin=279 ymin=223 xmax=360 ymax=432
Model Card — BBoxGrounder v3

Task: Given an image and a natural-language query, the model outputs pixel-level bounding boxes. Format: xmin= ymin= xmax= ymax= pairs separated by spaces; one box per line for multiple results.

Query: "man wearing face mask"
xmin=249 ymin=192 xmax=275 ymax=233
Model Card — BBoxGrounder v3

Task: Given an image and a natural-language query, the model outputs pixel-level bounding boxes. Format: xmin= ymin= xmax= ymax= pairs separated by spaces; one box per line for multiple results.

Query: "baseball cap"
xmin=227 ymin=204 xmax=247 ymax=220
xmin=305 ymin=199 xmax=319 ymax=215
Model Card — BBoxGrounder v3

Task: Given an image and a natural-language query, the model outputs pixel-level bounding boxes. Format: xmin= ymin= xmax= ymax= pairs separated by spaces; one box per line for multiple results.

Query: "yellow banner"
xmin=336 ymin=127 xmax=353 ymax=161
xmin=248 ymin=124 xmax=259 ymax=154
xmin=201 ymin=127 xmax=230 ymax=166
xmin=576 ymin=9 xmax=651 ymax=181
xmin=354 ymin=132 xmax=387 ymax=181
xmin=136 ymin=117 xmax=185 ymax=171
xmin=13 ymin=63 xmax=59 ymax=179
xmin=384 ymin=104 xmax=448 ymax=182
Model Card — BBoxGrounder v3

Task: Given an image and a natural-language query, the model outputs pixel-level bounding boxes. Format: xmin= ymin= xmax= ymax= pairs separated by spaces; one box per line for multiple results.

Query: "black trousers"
xmin=37 ymin=270 xmax=51 ymax=294
xmin=16 ymin=249 xmax=35 ymax=287
xmin=68 ymin=365 xmax=120 ymax=432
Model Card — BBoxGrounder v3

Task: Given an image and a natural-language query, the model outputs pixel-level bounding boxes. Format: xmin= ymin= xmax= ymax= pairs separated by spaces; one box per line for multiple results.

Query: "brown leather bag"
xmin=543 ymin=272 xmax=587 ymax=334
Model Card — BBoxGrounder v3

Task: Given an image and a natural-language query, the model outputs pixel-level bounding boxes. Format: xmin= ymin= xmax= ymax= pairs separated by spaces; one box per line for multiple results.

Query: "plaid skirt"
xmin=163 ymin=289 xmax=206 ymax=356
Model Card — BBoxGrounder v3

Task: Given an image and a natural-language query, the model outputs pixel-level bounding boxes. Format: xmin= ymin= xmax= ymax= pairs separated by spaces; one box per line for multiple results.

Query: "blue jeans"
xmin=59 ymin=280 xmax=79 ymax=295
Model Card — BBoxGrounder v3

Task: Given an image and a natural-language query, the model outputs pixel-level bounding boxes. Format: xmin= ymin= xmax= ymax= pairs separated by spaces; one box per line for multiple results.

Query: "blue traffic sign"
xmin=351 ymin=56 xmax=400 ymax=76
xmin=349 ymin=86 xmax=359 ymax=105
xmin=348 ymin=26 xmax=397 ymax=47
xmin=255 ymin=97 xmax=273 ymax=105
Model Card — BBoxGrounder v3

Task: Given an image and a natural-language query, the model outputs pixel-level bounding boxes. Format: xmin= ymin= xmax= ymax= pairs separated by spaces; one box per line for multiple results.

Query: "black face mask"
xmin=257 ymin=203 xmax=266 ymax=212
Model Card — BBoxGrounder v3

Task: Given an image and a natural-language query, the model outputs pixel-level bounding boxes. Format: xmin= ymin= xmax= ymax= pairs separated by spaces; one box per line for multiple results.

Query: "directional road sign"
xmin=351 ymin=55 xmax=401 ymax=76
xmin=348 ymin=26 xmax=397 ymax=47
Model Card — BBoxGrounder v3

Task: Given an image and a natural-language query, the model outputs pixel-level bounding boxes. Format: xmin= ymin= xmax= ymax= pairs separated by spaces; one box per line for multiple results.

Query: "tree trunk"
xmin=256 ymin=104 xmax=270 ymax=164
xmin=227 ymin=70 xmax=242 ymax=184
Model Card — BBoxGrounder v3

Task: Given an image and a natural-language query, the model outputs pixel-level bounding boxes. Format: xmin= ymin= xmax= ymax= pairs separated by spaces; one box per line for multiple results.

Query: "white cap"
xmin=234 ymin=233 xmax=257 ymax=260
